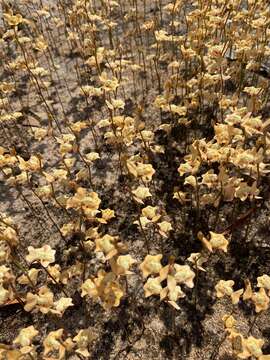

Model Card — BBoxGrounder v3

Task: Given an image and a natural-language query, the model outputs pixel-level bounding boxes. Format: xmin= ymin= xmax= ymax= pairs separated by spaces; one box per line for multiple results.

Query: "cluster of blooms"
xmin=215 ymin=275 xmax=270 ymax=359
xmin=0 ymin=326 xmax=95 ymax=359
xmin=223 ymin=314 xmax=270 ymax=359
xmin=215 ymin=274 xmax=270 ymax=312
xmin=0 ymin=0 xmax=270 ymax=358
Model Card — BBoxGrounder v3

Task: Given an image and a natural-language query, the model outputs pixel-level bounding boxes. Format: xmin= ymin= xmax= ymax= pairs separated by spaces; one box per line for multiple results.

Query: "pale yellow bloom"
xmin=174 ymin=264 xmax=195 ymax=288
xmin=257 ymin=274 xmax=270 ymax=291
xmin=215 ymin=280 xmax=234 ymax=298
xmin=143 ymin=277 xmax=162 ymax=297
xmin=26 ymin=245 xmax=55 ymax=267
xmin=139 ymin=254 xmax=163 ymax=278
xmin=252 ymin=288 xmax=270 ymax=313
xmin=209 ymin=232 xmax=229 ymax=252
xmin=13 ymin=326 xmax=39 ymax=347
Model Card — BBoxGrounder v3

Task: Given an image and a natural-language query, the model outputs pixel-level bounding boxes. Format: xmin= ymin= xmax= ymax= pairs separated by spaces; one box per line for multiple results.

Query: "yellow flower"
xmin=24 ymin=286 xmax=54 ymax=314
xmin=26 ymin=245 xmax=55 ymax=267
xmin=70 ymin=121 xmax=88 ymax=134
xmin=98 ymin=209 xmax=115 ymax=224
xmin=155 ymin=29 xmax=170 ymax=42
xmin=0 ymin=349 xmax=21 ymax=359
xmin=159 ymin=264 xmax=170 ymax=281
xmin=17 ymin=268 xmax=40 ymax=286
xmin=47 ymin=265 xmax=61 ymax=283
xmin=13 ymin=326 xmax=39 ymax=347
xmin=139 ymin=254 xmax=163 ymax=278
xmin=95 ymin=234 xmax=118 ymax=259
xmin=115 ymin=255 xmax=136 ymax=275
xmin=187 ymin=252 xmax=207 ymax=272
xmin=82 ymin=85 xmax=103 ymax=97
xmin=0 ymin=227 xmax=19 ymax=246
xmin=132 ymin=186 xmax=152 ymax=204
xmin=235 ymin=182 xmax=260 ymax=202
xmin=257 ymin=274 xmax=270 ymax=291
xmin=158 ymin=221 xmax=173 ymax=237
xmin=143 ymin=277 xmax=162 ymax=297
xmin=3 ymin=13 xmax=24 ymax=26
xmin=99 ymin=72 xmax=119 ymax=92
xmin=215 ymin=280 xmax=234 ymax=298
xmin=33 ymin=128 xmax=47 ymax=141
xmin=36 ymin=185 xmax=52 ymax=199
xmin=126 ymin=158 xmax=155 ymax=182
xmin=228 ymin=332 xmax=244 ymax=356
xmin=133 ymin=216 xmax=151 ymax=229
xmin=141 ymin=206 xmax=160 ymax=221
xmin=43 ymin=329 xmax=66 ymax=359
xmin=81 ymin=271 xmax=124 ymax=309
xmin=0 ymin=265 xmax=13 ymax=283
xmin=201 ymin=170 xmax=218 ymax=188
xmin=243 ymin=86 xmax=262 ymax=96
xmin=222 ymin=314 xmax=236 ymax=329
xmin=209 ymin=232 xmax=229 ymax=252
xmin=0 ymin=284 xmax=10 ymax=305
xmin=60 ymin=222 xmax=75 ymax=236
xmin=184 ymin=175 xmax=197 ymax=188
xmin=34 ymin=36 xmax=48 ymax=52
xmin=18 ymin=155 xmax=41 ymax=172
xmin=73 ymin=329 xmax=95 ymax=358
xmin=53 ymin=297 xmax=73 ymax=316
xmin=139 ymin=130 xmax=154 ymax=143
xmin=102 ymin=279 xmax=124 ymax=309
xmin=167 ymin=275 xmax=185 ymax=302
xmin=66 ymin=188 xmax=101 ymax=218
xmin=252 ymin=288 xmax=270 ymax=313
xmin=136 ymin=163 xmax=155 ymax=182
xmin=84 ymin=152 xmax=100 ymax=163
xmin=178 ymin=159 xmax=200 ymax=176
xmin=169 ymin=104 xmax=187 ymax=116
xmin=81 ymin=278 xmax=99 ymax=299
xmin=238 ymin=336 xmax=264 ymax=359
xmin=174 ymin=264 xmax=195 ymax=288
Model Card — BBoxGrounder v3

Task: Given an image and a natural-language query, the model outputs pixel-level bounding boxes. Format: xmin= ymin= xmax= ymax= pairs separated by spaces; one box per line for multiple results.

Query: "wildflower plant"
xmin=0 ymin=0 xmax=270 ymax=358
